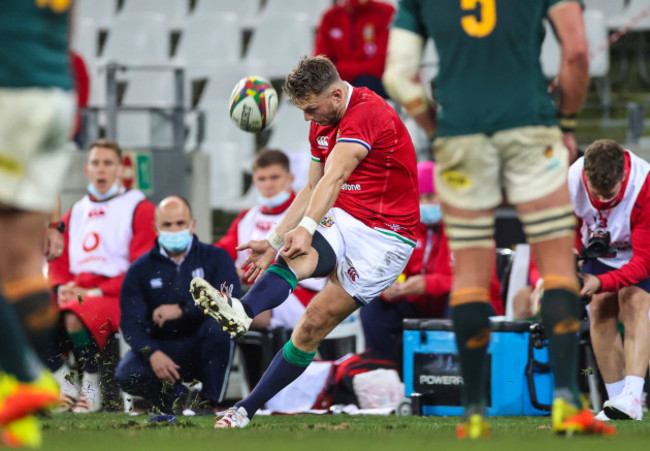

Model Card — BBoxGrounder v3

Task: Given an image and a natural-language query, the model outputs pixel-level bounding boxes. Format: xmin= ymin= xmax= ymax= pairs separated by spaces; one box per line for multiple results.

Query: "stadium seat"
xmin=266 ymin=98 xmax=311 ymax=153
xmin=607 ymin=0 xmax=650 ymax=31
xmin=192 ymin=0 xmax=261 ymax=29
xmin=541 ymin=10 xmax=609 ymax=79
xmin=76 ymin=0 xmax=117 ymax=29
xmin=120 ymin=0 xmax=189 ymax=29
xmin=203 ymin=140 xmax=252 ymax=208
xmin=116 ymin=71 xmax=180 ymax=147
xmin=173 ymin=13 xmax=242 ymax=72
xmin=244 ymin=12 xmax=315 ymax=80
xmin=72 ymin=18 xmax=100 ymax=64
xmin=584 ymin=0 xmax=625 ymax=18
xmin=261 ymin=0 xmax=332 ymax=25
xmin=101 ymin=13 xmax=169 ymax=64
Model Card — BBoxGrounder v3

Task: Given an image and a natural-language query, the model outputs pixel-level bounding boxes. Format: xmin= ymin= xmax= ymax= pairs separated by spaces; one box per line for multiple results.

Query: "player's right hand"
xmin=150 ymin=350 xmax=181 ymax=383
xmin=237 ymin=239 xmax=277 ymax=282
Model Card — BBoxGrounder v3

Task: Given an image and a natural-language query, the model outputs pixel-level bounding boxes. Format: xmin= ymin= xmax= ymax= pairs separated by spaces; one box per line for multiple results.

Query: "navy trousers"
xmin=115 ymin=319 xmax=233 ymax=409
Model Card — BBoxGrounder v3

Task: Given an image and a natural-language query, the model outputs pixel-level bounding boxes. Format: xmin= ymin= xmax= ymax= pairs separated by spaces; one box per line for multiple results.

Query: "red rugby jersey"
xmin=309 ymin=86 xmax=419 ymax=242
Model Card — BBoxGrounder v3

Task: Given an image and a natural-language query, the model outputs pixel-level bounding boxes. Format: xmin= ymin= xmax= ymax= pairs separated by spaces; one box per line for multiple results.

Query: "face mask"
xmin=420 ymin=204 xmax=442 ymax=226
xmin=158 ymin=228 xmax=192 ymax=253
xmin=258 ymin=190 xmax=290 ymax=208
xmin=88 ymin=182 xmax=119 ymax=201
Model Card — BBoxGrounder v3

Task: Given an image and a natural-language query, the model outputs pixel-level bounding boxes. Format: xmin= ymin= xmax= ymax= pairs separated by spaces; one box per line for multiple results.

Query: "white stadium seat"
xmin=583 ymin=0 xmax=626 ymax=18
xmin=192 ymin=0 xmax=261 ymax=28
xmin=72 ymin=18 xmax=100 ymax=63
xmin=120 ymin=0 xmax=189 ymax=29
xmin=266 ymin=98 xmax=311 ymax=153
xmin=606 ymin=0 xmax=650 ymax=31
xmin=76 ymin=0 xmax=117 ymax=28
xmin=173 ymin=13 xmax=242 ymax=71
xmin=261 ymin=0 xmax=332 ymax=25
xmin=244 ymin=12 xmax=315 ymax=79
xmin=102 ymin=13 xmax=169 ymax=64
xmin=541 ymin=10 xmax=609 ymax=79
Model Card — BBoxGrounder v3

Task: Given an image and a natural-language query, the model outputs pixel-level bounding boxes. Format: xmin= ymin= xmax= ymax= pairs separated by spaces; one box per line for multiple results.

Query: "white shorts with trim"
xmin=317 ymin=207 xmax=415 ymax=305
xmin=433 ymin=125 xmax=568 ymax=210
xmin=0 ymin=88 xmax=75 ymax=212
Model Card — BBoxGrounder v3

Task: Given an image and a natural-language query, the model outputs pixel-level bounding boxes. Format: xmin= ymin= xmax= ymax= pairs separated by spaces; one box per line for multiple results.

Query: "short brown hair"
xmin=584 ymin=139 xmax=625 ymax=192
xmin=89 ymin=139 xmax=123 ymax=162
xmin=283 ymin=55 xmax=341 ymax=103
xmin=252 ymin=149 xmax=290 ymax=172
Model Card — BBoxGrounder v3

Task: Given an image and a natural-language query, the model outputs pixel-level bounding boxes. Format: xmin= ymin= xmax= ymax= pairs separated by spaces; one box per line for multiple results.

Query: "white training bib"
xmin=568 ymin=150 xmax=650 ymax=268
xmin=68 ymin=189 xmax=145 ymax=277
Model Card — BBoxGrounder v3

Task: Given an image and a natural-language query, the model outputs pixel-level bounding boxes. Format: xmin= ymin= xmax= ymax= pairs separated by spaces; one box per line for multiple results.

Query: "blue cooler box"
xmin=403 ymin=318 xmax=553 ymax=416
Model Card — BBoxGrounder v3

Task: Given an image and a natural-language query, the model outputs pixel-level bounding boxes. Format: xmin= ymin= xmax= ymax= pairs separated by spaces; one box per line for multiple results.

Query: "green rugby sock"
xmin=0 ymin=295 xmax=41 ymax=382
xmin=540 ymin=288 xmax=582 ymax=403
xmin=451 ymin=302 xmax=492 ymax=414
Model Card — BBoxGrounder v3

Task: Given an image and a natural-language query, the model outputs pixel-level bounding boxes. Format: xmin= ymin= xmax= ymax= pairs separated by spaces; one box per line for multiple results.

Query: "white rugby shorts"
xmin=317 ymin=207 xmax=415 ymax=305
xmin=0 ymin=88 xmax=75 ymax=212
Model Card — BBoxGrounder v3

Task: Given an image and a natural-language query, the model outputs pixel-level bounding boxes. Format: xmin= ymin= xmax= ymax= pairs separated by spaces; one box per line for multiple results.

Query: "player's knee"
xmin=519 ymin=204 xmax=575 ymax=244
xmin=444 ymin=214 xmax=495 ymax=251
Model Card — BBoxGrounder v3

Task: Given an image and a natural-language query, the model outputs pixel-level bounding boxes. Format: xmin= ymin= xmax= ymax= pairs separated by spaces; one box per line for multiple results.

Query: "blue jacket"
xmin=120 ymin=236 xmax=241 ymax=359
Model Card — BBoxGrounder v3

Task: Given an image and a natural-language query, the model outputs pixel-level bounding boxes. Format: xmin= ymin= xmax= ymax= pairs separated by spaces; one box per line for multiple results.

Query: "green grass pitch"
xmin=41 ymin=412 xmax=650 ymax=451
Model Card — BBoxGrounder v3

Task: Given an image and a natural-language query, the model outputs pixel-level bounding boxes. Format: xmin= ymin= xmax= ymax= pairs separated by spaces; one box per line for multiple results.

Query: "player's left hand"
xmin=281 ymin=226 xmax=313 ymax=260
xmin=579 ymin=273 xmax=601 ymax=297
xmin=44 ymin=227 xmax=64 ymax=262
xmin=153 ymin=304 xmax=183 ymax=327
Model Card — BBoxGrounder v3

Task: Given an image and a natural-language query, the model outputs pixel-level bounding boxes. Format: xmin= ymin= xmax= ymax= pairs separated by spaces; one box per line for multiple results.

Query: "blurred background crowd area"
xmin=66 ymin=0 xmax=650 ymax=242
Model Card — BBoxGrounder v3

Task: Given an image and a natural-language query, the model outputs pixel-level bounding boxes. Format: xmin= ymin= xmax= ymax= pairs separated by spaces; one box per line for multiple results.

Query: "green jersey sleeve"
xmin=392 ymin=0 xmax=426 ymax=37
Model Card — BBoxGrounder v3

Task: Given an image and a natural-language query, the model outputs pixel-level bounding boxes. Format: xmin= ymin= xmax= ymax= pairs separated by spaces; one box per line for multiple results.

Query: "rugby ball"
xmin=229 ymin=76 xmax=278 ymax=132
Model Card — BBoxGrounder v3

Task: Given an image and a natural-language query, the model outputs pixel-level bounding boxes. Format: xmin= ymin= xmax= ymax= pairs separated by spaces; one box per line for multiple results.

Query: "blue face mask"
xmin=257 ymin=190 xmax=290 ymax=208
xmin=88 ymin=182 xmax=119 ymax=201
xmin=158 ymin=228 xmax=192 ymax=253
xmin=420 ymin=204 xmax=442 ymax=226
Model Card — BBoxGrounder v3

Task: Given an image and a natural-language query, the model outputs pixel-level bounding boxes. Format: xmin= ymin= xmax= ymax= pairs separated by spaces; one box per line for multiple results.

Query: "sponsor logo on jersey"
xmin=384 ymin=223 xmax=403 ymax=232
xmin=82 ymin=232 xmax=100 ymax=252
xmin=192 ymin=268 xmax=205 ymax=279
xmin=441 ymin=171 xmax=471 ymax=189
xmin=316 ymin=136 xmax=329 ymax=149
xmin=419 ymin=374 xmax=464 ymax=386
xmin=255 ymin=220 xmax=274 ymax=233
xmin=150 ymin=278 xmax=163 ymax=289
xmin=88 ymin=207 xmax=106 ymax=219
xmin=347 ymin=266 xmax=359 ymax=282
xmin=543 ymin=145 xmax=554 ymax=158
xmin=341 ymin=183 xmax=361 ymax=191
xmin=320 ymin=216 xmax=335 ymax=228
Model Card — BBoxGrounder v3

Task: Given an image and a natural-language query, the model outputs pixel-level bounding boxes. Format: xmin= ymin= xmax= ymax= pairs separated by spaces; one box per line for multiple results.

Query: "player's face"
xmin=296 ymin=89 xmax=344 ymax=126
xmin=84 ymin=146 xmax=123 ymax=194
xmin=253 ymin=164 xmax=291 ymax=198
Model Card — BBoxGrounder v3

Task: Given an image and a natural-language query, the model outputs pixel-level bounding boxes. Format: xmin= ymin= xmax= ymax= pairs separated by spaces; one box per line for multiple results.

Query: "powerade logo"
xmin=419 ymin=375 xmax=464 ymax=386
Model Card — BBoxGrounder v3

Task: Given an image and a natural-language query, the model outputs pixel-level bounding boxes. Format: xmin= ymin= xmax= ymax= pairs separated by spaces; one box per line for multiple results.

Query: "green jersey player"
xmin=384 ymin=0 xmax=614 ymax=439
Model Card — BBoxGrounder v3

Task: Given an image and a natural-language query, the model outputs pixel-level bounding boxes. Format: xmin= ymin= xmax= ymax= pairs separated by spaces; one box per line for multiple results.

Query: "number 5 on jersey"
xmin=35 ymin=0 xmax=72 ymax=13
xmin=461 ymin=0 xmax=496 ymax=38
